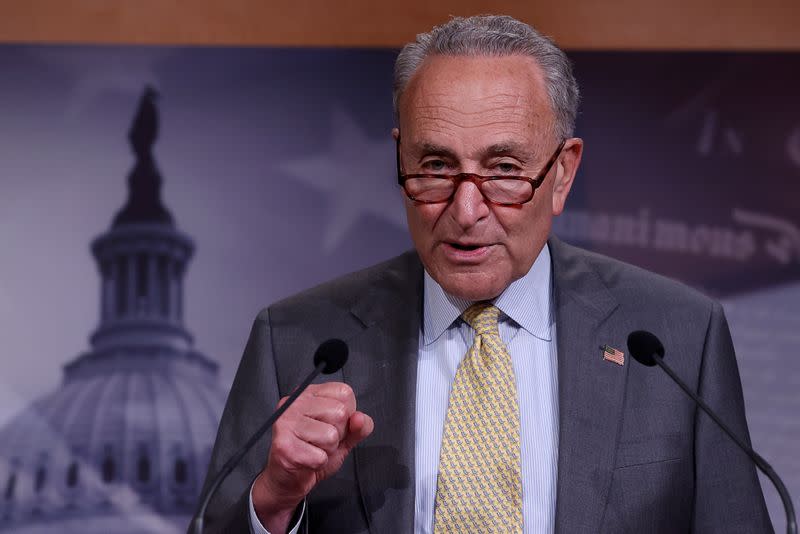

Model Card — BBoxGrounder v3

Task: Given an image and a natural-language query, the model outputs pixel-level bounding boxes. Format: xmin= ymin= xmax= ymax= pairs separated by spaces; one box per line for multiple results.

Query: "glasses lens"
xmin=482 ymin=179 xmax=533 ymax=204
xmin=404 ymin=177 xmax=455 ymax=202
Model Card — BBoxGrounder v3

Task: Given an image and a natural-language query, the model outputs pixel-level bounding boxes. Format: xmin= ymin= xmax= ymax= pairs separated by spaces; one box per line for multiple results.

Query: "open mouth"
xmin=443 ymin=242 xmax=491 ymax=262
xmin=449 ymin=242 xmax=486 ymax=251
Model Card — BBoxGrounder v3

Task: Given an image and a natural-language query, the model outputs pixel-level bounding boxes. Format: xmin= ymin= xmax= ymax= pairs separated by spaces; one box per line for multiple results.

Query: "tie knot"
xmin=461 ymin=302 xmax=500 ymax=336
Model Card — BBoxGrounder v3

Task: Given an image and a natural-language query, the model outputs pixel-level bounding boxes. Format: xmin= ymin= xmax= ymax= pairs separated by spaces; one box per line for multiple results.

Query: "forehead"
xmin=398 ymin=54 xmax=552 ymax=145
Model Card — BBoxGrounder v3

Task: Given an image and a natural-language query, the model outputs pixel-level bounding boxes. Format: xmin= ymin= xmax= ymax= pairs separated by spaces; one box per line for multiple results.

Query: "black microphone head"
xmin=313 ymin=338 xmax=349 ymax=374
xmin=627 ymin=330 xmax=665 ymax=367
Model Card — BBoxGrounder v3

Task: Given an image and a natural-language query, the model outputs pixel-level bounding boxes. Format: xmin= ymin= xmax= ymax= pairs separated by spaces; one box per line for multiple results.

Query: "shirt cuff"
xmin=248 ymin=481 xmax=305 ymax=534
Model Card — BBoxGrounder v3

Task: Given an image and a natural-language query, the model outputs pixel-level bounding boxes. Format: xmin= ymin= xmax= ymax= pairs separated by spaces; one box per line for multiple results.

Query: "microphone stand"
xmin=651 ymin=353 xmax=797 ymax=534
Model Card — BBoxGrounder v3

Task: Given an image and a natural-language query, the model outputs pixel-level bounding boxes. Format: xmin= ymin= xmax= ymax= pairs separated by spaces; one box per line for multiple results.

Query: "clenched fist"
xmin=251 ymin=382 xmax=374 ymax=533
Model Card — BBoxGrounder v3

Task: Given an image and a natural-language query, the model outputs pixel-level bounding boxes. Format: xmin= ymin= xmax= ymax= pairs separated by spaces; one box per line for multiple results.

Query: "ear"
xmin=552 ymin=137 xmax=583 ymax=215
xmin=392 ymin=127 xmax=400 ymax=141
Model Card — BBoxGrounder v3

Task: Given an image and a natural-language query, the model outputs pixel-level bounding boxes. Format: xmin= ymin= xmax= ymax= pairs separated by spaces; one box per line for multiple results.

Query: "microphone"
xmin=627 ymin=330 xmax=796 ymax=534
xmin=189 ymin=338 xmax=349 ymax=534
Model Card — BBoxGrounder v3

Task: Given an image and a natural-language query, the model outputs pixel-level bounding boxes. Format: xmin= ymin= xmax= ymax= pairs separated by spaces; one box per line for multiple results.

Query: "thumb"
xmin=342 ymin=411 xmax=374 ymax=451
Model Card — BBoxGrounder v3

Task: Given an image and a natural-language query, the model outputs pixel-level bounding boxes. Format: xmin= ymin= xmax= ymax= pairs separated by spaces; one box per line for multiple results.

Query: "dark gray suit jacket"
xmin=198 ymin=238 xmax=772 ymax=533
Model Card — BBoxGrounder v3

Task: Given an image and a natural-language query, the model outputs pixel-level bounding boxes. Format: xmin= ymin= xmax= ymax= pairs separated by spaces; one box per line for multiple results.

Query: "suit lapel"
xmin=549 ymin=238 xmax=629 ymax=533
xmin=342 ymin=252 xmax=423 ymax=534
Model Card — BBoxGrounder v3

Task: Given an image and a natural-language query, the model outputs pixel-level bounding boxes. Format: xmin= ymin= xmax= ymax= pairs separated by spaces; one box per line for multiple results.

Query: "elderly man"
xmin=199 ymin=15 xmax=771 ymax=534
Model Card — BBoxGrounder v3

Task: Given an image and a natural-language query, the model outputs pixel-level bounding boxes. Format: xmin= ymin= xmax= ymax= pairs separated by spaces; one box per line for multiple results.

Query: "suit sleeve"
xmin=193 ymin=309 xmax=284 ymax=534
xmin=691 ymin=301 xmax=773 ymax=533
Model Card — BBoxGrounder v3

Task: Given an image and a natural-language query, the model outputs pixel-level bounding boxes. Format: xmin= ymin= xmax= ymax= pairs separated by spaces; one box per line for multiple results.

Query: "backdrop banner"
xmin=0 ymin=45 xmax=797 ymax=532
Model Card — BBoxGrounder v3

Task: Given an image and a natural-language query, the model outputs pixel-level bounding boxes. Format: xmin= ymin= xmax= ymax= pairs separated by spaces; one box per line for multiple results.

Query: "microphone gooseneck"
xmin=189 ymin=339 xmax=349 ymax=534
xmin=627 ymin=330 xmax=796 ymax=534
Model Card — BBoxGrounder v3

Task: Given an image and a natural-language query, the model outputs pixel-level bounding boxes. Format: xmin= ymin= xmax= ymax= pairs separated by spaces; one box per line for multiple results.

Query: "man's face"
xmin=396 ymin=54 xmax=583 ymax=301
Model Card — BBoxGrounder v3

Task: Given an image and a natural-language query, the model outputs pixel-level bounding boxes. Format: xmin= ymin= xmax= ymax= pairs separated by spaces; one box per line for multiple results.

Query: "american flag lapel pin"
xmin=601 ymin=344 xmax=625 ymax=366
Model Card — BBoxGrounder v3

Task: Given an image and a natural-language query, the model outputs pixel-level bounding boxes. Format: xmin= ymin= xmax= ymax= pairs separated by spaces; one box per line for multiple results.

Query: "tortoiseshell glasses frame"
xmin=396 ymin=138 xmax=566 ymax=206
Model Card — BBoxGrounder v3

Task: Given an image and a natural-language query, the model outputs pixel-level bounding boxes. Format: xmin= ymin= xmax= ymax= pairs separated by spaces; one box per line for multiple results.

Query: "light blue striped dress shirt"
xmin=415 ymin=244 xmax=559 ymax=533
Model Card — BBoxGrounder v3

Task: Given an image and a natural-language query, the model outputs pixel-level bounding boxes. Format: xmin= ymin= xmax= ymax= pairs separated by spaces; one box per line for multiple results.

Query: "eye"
xmin=422 ymin=159 xmax=448 ymax=172
xmin=494 ymin=161 xmax=521 ymax=174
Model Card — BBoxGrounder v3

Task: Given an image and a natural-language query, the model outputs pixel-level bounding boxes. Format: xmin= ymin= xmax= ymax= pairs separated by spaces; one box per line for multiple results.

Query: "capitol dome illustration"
xmin=0 ymin=88 xmax=226 ymax=533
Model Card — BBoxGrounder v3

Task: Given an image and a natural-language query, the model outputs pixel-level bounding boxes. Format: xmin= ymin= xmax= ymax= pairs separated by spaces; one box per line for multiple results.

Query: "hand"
xmin=251 ymin=382 xmax=374 ymax=533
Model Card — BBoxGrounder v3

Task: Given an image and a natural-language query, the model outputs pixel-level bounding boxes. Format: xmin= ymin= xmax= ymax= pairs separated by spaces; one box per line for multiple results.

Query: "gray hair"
xmin=393 ymin=15 xmax=580 ymax=140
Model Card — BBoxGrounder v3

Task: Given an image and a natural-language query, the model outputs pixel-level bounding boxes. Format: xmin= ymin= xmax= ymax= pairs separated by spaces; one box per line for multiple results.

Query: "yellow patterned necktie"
xmin=433 ymin=302 xmax=523 ymax=533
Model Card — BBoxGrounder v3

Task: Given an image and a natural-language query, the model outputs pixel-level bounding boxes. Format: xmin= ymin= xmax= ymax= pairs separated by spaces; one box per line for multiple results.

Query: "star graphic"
xmin=281 ymin=108 xmax=407 ymax=252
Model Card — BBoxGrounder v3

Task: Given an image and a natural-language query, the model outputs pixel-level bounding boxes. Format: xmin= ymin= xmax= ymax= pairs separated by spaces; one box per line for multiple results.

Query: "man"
xmin=199 ymin=15 xmax=772 ymax=533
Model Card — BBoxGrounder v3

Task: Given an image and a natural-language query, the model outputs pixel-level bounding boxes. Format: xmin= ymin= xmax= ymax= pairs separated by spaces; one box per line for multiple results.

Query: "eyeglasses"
xmin=396 ymin=138 xmax=566 ymax=206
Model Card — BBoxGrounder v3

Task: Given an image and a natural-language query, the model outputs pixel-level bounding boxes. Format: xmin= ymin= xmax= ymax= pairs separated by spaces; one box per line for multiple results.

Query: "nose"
xmin=448 ymin=179 xmax=490 ymax=230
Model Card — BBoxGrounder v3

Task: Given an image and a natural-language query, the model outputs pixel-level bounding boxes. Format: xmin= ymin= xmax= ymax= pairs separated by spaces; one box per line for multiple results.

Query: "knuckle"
xmin=323 ymin=425 xmax=340 ymax=445
xmin=309 ymin=448 xmax=328 ymax=469
xmin=331 ymin=401 xmax=348 ymax=421
xmin=337 ymin=383 xmax=354 ymax=399
xmin=271 ymin=434 xmax=291 ymax=456
xmin=276 ymin=453 xmax=295 ymax=472
xmin=271 ymin=443 xmax=294 ymax=471
xmin=277 ymin=446 xmax=306 ymax=470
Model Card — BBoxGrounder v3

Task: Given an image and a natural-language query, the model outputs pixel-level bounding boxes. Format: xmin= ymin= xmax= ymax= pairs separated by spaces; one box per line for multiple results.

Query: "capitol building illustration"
xmin=0 ymin=88 xmax=226 ymax=533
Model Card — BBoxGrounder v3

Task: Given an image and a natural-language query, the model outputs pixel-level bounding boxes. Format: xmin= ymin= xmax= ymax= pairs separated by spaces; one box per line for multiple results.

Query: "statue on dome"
xmin=113 ymin=85 xmax=174 ymax=227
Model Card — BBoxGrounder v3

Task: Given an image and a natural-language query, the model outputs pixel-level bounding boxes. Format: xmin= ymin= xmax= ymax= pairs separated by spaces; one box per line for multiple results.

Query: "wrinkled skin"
xmin=396 ymin=54 xmax=583 ymax=301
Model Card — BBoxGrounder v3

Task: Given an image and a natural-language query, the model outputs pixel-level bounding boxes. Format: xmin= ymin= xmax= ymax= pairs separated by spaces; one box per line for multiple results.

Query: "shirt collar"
xmin=422 ymin=243 xmax=553 ymax=345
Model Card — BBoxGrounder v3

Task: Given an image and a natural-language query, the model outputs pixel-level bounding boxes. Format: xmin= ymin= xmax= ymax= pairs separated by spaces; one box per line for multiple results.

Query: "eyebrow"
xmin=413 ymin=141 xmax=533 ymax=163
xmin=416 ymin=142 xmax=459 ymax=161
xmin=482 ymin=142 xmax=533 ymax=162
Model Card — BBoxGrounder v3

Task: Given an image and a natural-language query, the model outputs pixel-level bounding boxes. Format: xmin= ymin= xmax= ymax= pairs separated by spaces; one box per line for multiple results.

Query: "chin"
xmin=423 ymin=255 xmax=514 ymax=301
xmin=440 ymin=278 xmax=507 ymax=302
